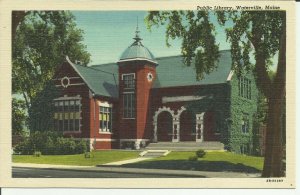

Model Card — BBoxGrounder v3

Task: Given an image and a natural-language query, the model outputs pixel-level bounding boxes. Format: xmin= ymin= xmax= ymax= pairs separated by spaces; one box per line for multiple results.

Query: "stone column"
xmin=172 ymin=117 xmax=179 ymax=142
xmin=135 ymin=140 xmax=141 ymax=149
xmin=153 ymin=122 xmax=158 ymax=142
xmin=196 ymin=113 xmax=204 ymax=142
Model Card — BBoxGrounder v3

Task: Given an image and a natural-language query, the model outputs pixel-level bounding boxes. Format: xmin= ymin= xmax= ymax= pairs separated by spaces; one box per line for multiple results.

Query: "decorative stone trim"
xmin=196 ymin=112 xmax=205 ymax=142
xmin=153 ymin=106 xmax=175 ymax=123
xmin=153 ymin=106 xmax=175 ymax=142
xmin=119 ymin=139 xmax=149 ymax=150
xmin=176 ymin=106 xmax=187 ymax=118
xmin=153 ymin=106 xmax=205 ymax=143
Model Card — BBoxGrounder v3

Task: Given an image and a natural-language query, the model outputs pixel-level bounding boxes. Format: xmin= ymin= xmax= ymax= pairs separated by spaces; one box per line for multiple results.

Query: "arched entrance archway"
xmin=157 ymin=111 xmax=173 ymax=141
xmin=203 ymin=111 xmax=219 ymax=141
xmin=179 ymin=111 xmax=196 ymax=141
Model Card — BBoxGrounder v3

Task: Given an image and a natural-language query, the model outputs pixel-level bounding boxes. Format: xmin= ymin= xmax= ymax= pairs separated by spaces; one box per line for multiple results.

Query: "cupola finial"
xmin=133 ymin=16 xmax=142 ymax=43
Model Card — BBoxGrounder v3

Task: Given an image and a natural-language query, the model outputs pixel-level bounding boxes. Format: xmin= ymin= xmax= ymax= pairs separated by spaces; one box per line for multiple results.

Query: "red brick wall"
xmin=94 ymin=140 xmax=119 ymax=150
xmin=118 ymin=64 xmax=137 ymax=139
xmin=118 ymin=61 xmax=156 ymax=140
xmin=54 ymin=62 xmax=118 ymax=149
xmin=54 ymin=62 xmax=91 ymax=139
xmin=89 ymin=98 xmax=119 ymax=140
xmin=136 ymin=65 xmax=156 ymax=139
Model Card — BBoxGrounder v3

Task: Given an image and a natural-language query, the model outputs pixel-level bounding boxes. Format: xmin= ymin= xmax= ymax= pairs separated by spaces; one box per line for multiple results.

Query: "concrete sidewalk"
xmin=102 ymin=157 xmax=153 ymax=165
xmin=12 ymin=163 xmax=94 ymax=169
xmin=12 ymin=163 xmax=261 ymax=178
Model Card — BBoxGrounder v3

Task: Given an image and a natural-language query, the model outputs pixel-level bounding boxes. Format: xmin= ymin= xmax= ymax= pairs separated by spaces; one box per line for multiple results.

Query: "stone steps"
xmin=139 ymin=150 xmax=170 ymax=157
xmin=145 ymin=142 xmax=225 ymax=151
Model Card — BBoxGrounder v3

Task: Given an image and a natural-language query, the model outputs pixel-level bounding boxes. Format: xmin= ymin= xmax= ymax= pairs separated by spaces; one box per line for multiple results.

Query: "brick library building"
xmin=53 ymin=27 xmax=259 ymax=154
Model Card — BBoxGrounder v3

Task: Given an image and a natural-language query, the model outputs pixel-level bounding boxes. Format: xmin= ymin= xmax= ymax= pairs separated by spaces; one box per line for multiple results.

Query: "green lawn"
xmin=13 ymin=150 xmax=264 ymax=173
xmin=122 ymin=151 xmax=264 ymax=173
xmin=13 ymin=150 xmax=140 ymax=166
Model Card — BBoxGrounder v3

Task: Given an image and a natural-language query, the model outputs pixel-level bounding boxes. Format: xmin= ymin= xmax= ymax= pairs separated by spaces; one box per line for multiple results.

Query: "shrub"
xmin=14 ymin=131 xmax=88 ymax=155
xmin=84 ymin=151 xmax=94 ymax=158
xmin=75 ymin=139 xmax=88 ymax=154
xmin=56 ymin=137 xmax=77 ymax=155
xmin=188 ymin=155 xmax=198 ymax=161
xmin=43 ymin=137 xmax=56 ymax=155
xmin=33 ymin=151 xmax=42 ymax=157
xmin=14 ymin=139 xmax=33 ymax=155
xmin=196 ymin=149 xmax=206 ymax=158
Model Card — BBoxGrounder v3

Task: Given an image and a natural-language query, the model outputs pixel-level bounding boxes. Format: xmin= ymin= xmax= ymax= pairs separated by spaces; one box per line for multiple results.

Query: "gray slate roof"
xmin=153 ymin=50 xmax=232 ymax=88
xmin=67 ymin=50 xmax=232 ymax=98
xmin=67 ymin=57 xmax=119 ymax=98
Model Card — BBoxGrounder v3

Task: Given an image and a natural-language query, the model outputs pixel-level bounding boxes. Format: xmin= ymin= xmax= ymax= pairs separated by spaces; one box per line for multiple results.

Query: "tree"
xmin=12 ymin=98 xmax=27 ymax=135
xmin=12 ymin=11 xmax=91 ymax=131
xmin=146 ymin=10 xmax=286 ymax=177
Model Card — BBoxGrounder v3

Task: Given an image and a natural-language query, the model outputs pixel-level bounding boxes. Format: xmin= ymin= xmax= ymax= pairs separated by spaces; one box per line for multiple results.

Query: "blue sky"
xmin=72 ymin=11 xmax=231 ymax=66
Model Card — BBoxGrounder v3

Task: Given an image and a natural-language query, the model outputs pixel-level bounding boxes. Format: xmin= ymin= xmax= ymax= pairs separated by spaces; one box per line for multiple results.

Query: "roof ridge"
xmin=90 ymin=62 xmax=116 ymax=67
xmin=153 ymin=49 xmax=231 ymax=60
xmin=87 ymin=49 xmax=231 ymax=67
xmin=83 ymin=66 xmax=115 ymax=75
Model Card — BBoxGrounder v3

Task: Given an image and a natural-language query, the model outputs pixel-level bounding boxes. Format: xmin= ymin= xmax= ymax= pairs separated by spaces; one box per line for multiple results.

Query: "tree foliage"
xmin=12 ymin=98 xmax=27 ymax=135
xmin=12 ymin=11 xmax=91 ymax=131
xmin=146 ymin=10 xmax=286 ymax=177
xmin=12 ymin=11 xmax=90 ymax=108
xmin=28 ymin=81 xmax=61 ymax=132
xmin=146 ymin=11 xmax=220 ymax=80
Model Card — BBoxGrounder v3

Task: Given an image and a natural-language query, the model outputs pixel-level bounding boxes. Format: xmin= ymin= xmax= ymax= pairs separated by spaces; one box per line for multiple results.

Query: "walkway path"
xmin=102 ymin=157 xmax=153 ymax=165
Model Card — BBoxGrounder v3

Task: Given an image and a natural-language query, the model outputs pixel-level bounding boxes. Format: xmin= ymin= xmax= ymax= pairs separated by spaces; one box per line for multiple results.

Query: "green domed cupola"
xmin=118 ymin=25 xmax=158 ymax=65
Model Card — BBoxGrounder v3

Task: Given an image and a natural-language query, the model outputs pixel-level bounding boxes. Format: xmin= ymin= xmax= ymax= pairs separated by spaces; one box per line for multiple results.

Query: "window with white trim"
xmin=99 ymin=106 xmax=113 ymax=132
xmin=123 ymin=92 xmax=135 ymax=118
xmin=54 ymin=99 xmax=81 ymax=132
xmin=122 ymin=73 xmax=135 ymax=89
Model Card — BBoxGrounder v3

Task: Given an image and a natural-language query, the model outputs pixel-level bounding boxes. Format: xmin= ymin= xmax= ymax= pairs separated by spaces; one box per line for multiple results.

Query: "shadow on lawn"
xmin=121 ymin=160 xmax=261 ymax=173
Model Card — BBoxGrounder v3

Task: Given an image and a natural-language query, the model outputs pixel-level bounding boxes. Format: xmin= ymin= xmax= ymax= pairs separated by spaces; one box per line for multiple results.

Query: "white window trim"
xmin=121 ymin=73 xmax=135 ymax=80
xmin=123 ymin=91 xmax=135 ymax=94
xmin=99 ymin=131 xmax=113 ymax=134
xmin=98 ymin=101 xmax=113 ymax=108
xmin=99 ymin=104 xmax=113 ymax=133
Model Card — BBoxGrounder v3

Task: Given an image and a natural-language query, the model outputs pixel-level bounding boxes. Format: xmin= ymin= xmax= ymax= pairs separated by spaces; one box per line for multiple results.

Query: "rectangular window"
xmin=99 ymin=106 xmax=113 ymax=132
xmin=238 ymin=76 xmax=251 ymax=100
xmin=241 ymin=115 xmax=249 ymax=134
xmin=123 ymin=93 xmax=135 ymax=118
xmin=53 ymin=98 xmax=81 ymax=132
xmin=122 ymin=74 xmax=135 ymax=89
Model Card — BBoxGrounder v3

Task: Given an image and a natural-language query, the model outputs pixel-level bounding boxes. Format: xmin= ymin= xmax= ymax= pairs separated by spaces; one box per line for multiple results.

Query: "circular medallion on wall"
xmin=61 ymin=76 xmax=70 ymax=88
xmin=147 ymin=72 xmax=153 ymax=82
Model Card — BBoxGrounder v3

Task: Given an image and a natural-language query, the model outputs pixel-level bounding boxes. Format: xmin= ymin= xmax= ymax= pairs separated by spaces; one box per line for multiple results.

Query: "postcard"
xmin=0 ymin=0 xmax=296 ymax=188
